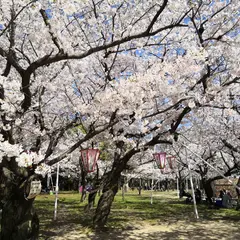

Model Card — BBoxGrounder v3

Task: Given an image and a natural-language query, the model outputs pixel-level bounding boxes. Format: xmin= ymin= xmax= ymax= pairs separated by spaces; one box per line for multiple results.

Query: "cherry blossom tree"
xmin=0 ymin=0 xmax=193 ymax=237
xmin=0 ymin=0 xmax=239 ymax=238
xmin=172 ymin=105 xmax=240 ymax=202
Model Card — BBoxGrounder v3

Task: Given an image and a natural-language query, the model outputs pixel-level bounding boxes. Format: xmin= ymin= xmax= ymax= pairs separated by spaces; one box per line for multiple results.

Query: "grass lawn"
xmin=34 ymin=190 xmax=240 ymax=240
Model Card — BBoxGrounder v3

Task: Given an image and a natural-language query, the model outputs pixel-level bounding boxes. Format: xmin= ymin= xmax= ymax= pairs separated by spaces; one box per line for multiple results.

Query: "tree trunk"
xmin=1 ymin=187 xmax=39 ymax=240
xmin=122 ymin=176 xmax=128 ymax=201
xmin=88 ymin=191 xmax=97 ymax=209
xmin=79 ymin=157 xmax=87 ymax=202
xmin=179 ymin=178 xmax=185 ymax=198
xmin=93 ymin=184 xmax=118 ymax=228
xmin=84 ymin=190 xmax=98 ymax=212
xmin=93 ymin=172 xmax=119 ymax=228
xmin=93 ymin=142 xmax=141 ymax=228
xmin=0 ymin=158 xmax=40 ymax=240
xmin=202 ymin=179 xmax=215 ymax=204
xmin=138 ymin=187 xmax=142 ymax=195
xmin=85 ymin=178 xmax=100 ymax=211
xmin=122 ymin=185 xmax=125 ymax=201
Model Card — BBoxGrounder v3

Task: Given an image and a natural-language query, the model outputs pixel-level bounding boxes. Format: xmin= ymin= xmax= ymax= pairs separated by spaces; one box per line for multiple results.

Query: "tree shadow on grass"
xmin=88 ymin=221 xmax=240 ymax=240
xmin=110 ymin=200 xmax=195 ymax=223
xmin=36 ymin=193 xmax=240 ymax=239
xmin=35 ymin=198 xmax=86 ymax=239
xmin=37 ymin=198 xmax=130 ymax=239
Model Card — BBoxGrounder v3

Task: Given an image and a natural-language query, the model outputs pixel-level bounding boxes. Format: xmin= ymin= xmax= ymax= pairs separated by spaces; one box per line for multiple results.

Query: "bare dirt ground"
xmin=46 ymin=218 xmax=240 ymax=240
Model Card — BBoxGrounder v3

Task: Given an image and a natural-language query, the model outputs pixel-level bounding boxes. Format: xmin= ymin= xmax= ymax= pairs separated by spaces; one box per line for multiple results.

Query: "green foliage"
xmin=67 ymin=124 xmax=87 ymax=136
xmin=98 ymin=141 xmax=112 ymax=161
xmin=97 ymin=140 xmax=134 ymax=162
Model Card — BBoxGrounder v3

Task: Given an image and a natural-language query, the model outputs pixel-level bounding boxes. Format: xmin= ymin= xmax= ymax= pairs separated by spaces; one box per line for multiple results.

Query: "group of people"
xmin=216 ymin=189 xmax=233 ymax=208
xmin=180 ymin=187 xmax=202 ymax=204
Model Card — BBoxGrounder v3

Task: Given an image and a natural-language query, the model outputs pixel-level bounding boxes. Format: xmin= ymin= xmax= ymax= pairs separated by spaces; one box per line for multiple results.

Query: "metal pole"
xmin=54 ymin=162 xmax=60 ymax=221
xmin=186 ymin=149 xmax=199 ymax=219
xmin=47 ymin=173 xmax=50 ymax=189
xmin=150 ymin=178 xmax=154 ymax=204
xmin=189 ymin=167 xmax=199 ymax=219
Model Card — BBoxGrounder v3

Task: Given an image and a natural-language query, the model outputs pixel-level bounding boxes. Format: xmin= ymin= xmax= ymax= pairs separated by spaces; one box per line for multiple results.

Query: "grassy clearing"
xmin=34 ymin=190 xmax=240 ymax=239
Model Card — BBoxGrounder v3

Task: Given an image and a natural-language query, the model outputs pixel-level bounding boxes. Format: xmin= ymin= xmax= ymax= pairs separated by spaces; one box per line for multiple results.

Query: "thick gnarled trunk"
xmin=0 ymin=159 xmax=39 ymax=240
xmin=0 ymin=187 xmax=39 ymax=240
xmin=93 ymin=183 xmax=118 ymax=228
xmin=93 ymin=171 xmax=119 ymax=228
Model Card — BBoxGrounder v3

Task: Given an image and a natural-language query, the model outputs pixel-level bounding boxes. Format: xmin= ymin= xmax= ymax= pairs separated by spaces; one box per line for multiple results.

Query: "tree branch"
xmin=146 ymin=0 xmax=168 ymax=33
xmin=39 ymin=9 xmax=64 ymax=53
xmin=27 ymin=12 xmax=189 ymax=73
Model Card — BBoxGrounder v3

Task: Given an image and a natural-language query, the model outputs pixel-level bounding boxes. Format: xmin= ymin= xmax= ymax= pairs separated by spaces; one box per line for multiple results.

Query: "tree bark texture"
xmin=93 ymin=170 xmax=119 ymax=228
xmin=0 ymin=158 xmax=39 ymax=240
xmin=0 ymin=184 xmax=39 ymax=240
xmin=79 ymin=158 xmax=86 ymax=202
xmin=93 ymin=183 xmax=118 ymax=227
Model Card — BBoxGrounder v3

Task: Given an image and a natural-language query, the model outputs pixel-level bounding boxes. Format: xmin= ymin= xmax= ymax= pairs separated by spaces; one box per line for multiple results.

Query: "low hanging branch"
xmin=43 ymin=114 xmax=119 ymax=166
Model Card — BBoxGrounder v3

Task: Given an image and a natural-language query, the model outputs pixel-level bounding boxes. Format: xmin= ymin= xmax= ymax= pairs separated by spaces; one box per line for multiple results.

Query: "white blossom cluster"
xmin=15 ymin=151 xmax=44 ymax=168
xmin=0 ymin=0 xmax=239 ymax=181
xmin=35 ymin=163 xmax=52 ymax=177
xmin=0 ymin=135 xmax=22 ymax=163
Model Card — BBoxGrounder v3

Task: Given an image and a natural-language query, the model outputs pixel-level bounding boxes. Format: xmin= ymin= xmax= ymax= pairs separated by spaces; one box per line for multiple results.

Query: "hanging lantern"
xmin=80 ymin=148 xmax=100 ymax=173
xmin=167 ymin=156 xmax=176 ymax=169
xmin=153 ymin=161 xmax=158 ymax=169
xmin=153 ymin=152 xmax=166 ymax=169
xmin=161 ymin=161 xmax=171 ymax=174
